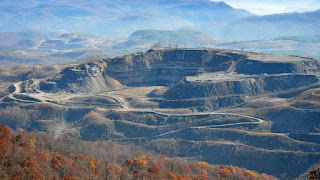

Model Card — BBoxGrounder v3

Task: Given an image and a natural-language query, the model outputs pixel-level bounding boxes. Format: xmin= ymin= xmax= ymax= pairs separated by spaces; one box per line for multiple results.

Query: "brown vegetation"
xmin=0 ymin=124 xmax=277 ymax=179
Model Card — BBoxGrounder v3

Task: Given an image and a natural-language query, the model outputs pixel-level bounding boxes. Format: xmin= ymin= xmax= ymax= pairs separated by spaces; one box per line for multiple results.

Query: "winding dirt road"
xmin=7 ymin=83 xmax=268 ymax=139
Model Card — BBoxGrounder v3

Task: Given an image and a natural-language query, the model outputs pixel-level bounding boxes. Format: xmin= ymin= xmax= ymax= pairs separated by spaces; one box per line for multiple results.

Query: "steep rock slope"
xmin=20 ymin=61 xmax=125 ymax=93
xmin=158 ymin=73 xmax=319 ymax=109
xmin=19 ymin=48 xmax=320 ymax=93
xmin=164 ymin=74 xmax=319 ymax=99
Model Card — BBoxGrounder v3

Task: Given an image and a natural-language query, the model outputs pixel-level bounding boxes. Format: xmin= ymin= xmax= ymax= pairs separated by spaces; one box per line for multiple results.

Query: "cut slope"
xmin=17 ymin=48 xmax=320 ymax=93
xmin=164 ymin=73 xmax=319 ymax=99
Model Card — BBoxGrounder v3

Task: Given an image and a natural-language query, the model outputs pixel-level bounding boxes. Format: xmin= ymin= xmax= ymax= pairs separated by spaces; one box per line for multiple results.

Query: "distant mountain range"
xmin=187 ymin=9 xmax=320 ymax=40
xmin=217 ymin=34 xmax=320 ymax=60
xmin=0 ymin=0 xmax=252 ymax=36
xmin=1 ymin=0 xmax=320 ymax=41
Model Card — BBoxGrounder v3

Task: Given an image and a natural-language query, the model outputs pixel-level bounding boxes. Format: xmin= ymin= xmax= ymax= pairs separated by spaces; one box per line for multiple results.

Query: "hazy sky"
xmin=218 ymin=0 xmax=320 ymax=15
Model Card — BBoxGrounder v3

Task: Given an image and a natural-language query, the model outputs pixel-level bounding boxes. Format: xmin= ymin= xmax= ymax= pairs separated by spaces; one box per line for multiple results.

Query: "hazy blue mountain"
xmin=0 ymin=0 xmax=253 ymax=36
xmin=2 ymin=0 xmax=319 ymax=41
xmin=186 ymin=9 xmax=320 ymax=40
xmin=0 ymin=30 xmax=58 ymax=46
xmin=112 ymin=29 xmax=213 ymax=49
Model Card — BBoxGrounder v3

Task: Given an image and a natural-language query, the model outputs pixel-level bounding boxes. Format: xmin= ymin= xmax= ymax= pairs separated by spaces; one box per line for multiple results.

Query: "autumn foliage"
xmin=0 ymin=125 xmax=12 ymax=164
xmin=0 ymin=124 xmax=278 ymax=179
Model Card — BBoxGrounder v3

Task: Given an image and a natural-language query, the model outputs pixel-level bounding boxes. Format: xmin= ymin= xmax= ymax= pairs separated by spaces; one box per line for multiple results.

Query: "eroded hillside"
xmin=1 ymin=48 xmax=320 ymax=179
xmin=16 ymin=48 xmax=320 ymax=93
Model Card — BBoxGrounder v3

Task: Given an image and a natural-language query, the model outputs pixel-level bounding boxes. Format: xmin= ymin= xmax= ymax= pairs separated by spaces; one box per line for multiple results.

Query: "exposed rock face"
xmin=163 ymin=74 xmax=319 ymax=99
xmin=155 ymin=73 xmax=318 ymax=110
xmin=103 ymin=49 xmax=233 ymax=86
xmin=21 ymin=62 xmax=125 ymax=93
xmin=234 ymin=57 xmax=320 ymax=75
xmin=5 ymin=48 xmax=320 ymax=179
xmin=105 ymin=49 xmax=320 ymax=86
xmin=19 ymin=48 xmax=320 ymax=93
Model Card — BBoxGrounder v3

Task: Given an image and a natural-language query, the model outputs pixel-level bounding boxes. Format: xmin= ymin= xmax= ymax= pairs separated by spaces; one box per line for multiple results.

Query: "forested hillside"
xmin=0 ymin=125 xmax=276 ymax=179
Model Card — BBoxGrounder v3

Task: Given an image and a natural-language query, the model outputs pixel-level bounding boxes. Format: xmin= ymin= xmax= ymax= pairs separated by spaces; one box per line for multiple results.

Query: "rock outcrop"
xmin=21 ymin=62 xmax=125 ymax=93
xmin=18 ymin=48 xmax=320 ymax=93
xmin=163 ymin=73 xmax=319 ymax=100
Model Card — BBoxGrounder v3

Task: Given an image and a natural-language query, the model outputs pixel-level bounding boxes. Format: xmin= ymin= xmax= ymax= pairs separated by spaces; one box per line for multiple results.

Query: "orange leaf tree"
xmin=22 ymin=157 xmax=44 ymax=180
xmin=0 ymin=125 xmax=12 ymax=164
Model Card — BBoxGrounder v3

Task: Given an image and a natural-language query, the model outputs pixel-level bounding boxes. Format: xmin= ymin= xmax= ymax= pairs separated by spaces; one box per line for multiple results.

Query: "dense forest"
xmin=0 ymin=124 xmax=277 ymax=179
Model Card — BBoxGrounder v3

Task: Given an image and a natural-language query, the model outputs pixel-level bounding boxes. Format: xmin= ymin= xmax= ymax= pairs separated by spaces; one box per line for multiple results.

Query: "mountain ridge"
xmin=186 ymin=9 xmax=320 ymax=40
xmin=0 ymin=0 xmax=253 ymax=36
xmin=18 ymin=48 xmax=320 ymax=93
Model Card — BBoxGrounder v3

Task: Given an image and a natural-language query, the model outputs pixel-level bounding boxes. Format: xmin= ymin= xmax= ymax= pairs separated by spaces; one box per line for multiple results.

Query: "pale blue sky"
xmin=216 ymin=0 xmax=320 ymax=15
